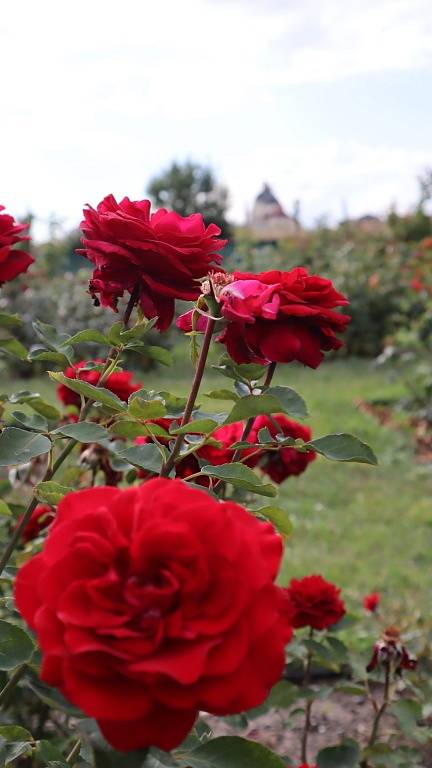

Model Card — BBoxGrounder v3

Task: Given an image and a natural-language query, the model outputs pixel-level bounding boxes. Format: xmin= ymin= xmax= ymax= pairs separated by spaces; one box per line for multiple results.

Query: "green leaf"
xmin=52 ymin=421 xmax=109 ymax=443
xmin=8 ymin=391 xmax=61 ymax=421
xmin=128 ymin=398 xmax=167 ymax=419
xmin=67 ymin=329 xmax=110 ymax=345
xmin=114 ymin=443 xmax=164 ymax=473
xmin=170 ymin=418 xmax=219 ymax=436
xmin=254 ymin=506 xmax=293 ymax=538
xmin=0 ymin=500 xmax=12 ymax=517
xmin=203 ymin=389 xmax=239 ymax=403
xmin=110 ymin=421 xmax=170 ymax=439
xmin=28 ymin=347 xmax=70 ymax=368
xmin=157 ymin=392 xmax=189 ymax=416
xmin=10 ymin=410 xmax=48 ymax=432
xmin=48 ymin=373 xmax=127 ymax=413
xmin=35 ymin=481 xmax=72 ymax=505
xmin=0 ymin=428 xmax=51 ymax=466
xmin=139 ymin=345 xmax=172 ymax=366
xmin=0 ymin=313 xmax=22 ymax=328
xmin=223 ymin=394 xmax=286 ymax=424
xmin=317 ymin=739 xmax=360 ymax=768
xmin=391 ymin=699 xmax=422 ymax=734
xmin=0 ymin=620 xmax=34 ymax=669
xmin=306 ymin=433 xmax=377 ymax=465
xmin=0 ymin=726 xmax=32 ymax=741
xmin=28 ymin=399 xmax=61 ymax=421
xmin=181 ymin=736 xmax=286 ymax=768
xmin=266 ymin=385 xmax=308 ymax=419
xmin=35 ymin=740 xmax=68 ymax=765
xmin=200 ymin=463 xmax=277 ymax=497
xmin=0 ymin=337 xmax=28 ymax=360
xmin=0 ymin=740 xmax=33 ymax=765
xmin=213 ymin=356 xmax=267 ymax=383
xmin=94 ymin=745 xmax=149 ymax=767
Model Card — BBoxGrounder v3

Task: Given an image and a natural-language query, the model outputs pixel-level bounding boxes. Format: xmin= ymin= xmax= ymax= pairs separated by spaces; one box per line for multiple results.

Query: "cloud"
xmin=1 ymin=0 xmax=431 ymax=236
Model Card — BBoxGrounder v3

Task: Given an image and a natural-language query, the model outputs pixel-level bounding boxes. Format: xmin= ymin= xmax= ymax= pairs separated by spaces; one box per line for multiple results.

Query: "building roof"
xmin=255 ymin=184 xmax=279 ymax=205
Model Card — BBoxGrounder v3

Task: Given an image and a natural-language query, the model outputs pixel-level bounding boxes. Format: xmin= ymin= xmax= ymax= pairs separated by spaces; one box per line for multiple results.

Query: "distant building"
xmin=340 ymin=214 xmax=389 ymax=236
xmin=248 ymin=184 xmax=300 ymax=241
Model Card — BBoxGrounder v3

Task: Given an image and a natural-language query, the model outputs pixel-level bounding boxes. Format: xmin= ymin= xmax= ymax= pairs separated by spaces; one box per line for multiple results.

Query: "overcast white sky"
xmin=1 ymin=0 xmax=431 ymax=238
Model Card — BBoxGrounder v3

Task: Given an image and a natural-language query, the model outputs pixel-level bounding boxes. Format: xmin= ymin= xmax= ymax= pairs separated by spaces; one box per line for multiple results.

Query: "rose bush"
xmin=0 ymin=197 xmax=399 ymax=768
xmin=15 ymin=479 xmax=291 ymax=751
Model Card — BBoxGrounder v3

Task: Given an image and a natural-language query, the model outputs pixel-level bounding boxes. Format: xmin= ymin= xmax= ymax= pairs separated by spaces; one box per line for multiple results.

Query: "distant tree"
xmin=388 ymin=168 xmax=432 ymax=242
xmin=147 ymin=161 xmax=231 ymax=239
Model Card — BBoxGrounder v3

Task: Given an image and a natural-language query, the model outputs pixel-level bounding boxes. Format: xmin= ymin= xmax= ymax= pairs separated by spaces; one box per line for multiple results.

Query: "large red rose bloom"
xmin=217 ymin=268 xmax=350 ymax=368
xmin=15 ymin=479 xmax=291 ymax=751
xmin=57 ymin=361 xmax=141 ymax=409
xmin=246 ymin=415 xmax=316 ymax=484
xmin=0 ymin=206 xmax=34 ymax=284
xmin=79 ymin=195 xmax=226 ymax=330
xmin=284 ymin=574 xmax=345 ymax=631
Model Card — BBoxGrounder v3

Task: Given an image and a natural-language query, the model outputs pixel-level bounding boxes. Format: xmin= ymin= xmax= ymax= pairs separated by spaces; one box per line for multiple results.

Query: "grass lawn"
xmin=3 ymin=355 xmax=431 ymax=620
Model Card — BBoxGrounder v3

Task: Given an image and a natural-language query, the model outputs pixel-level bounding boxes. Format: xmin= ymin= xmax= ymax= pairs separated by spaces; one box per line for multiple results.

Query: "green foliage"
xmin=317 ymin=739 xmax=360 ymax=767
xmin=0 ymin=621 xmax=34 ymax=669
xmin=200 ymin=463 xmax=277 ymax=497
xmin=0 ymin=427 xmax=51 ymax=466
xmin=306 ymin=433 xmax=378 ymax=464
xmin=176 ymin=736 xmax=286 ymax=768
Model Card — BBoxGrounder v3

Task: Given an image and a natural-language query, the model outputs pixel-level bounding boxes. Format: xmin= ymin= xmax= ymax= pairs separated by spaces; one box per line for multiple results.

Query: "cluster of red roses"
xmin=9 ymin=196 xmax=353 ymax=752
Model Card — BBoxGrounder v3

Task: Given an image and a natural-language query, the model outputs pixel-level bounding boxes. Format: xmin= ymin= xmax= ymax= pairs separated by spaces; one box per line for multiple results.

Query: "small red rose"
xmin=17 ymin=504 xmax=55 ymax=543
xmin=284 ymin=574 xmax=345 ymax=631
xmin=216 ymin=268 xmax=350 ymax=367
xmin=363 ymin=592 xmax=380 ymax=613
xmin=57 ymin=360 xmax=141 ymax=409
xmin=0 ymin=206 xmax=34 ymax=284
xmin=246 ymin=415 xmax=316 ymax=483
xmin=15 ymin=479 xmax=292 ymax=751
xmin=79 ymin=195 xmax=226 ymax=330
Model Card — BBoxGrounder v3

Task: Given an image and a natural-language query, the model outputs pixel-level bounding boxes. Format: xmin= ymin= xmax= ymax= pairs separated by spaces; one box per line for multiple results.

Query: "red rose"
xmin=245 ymin=415 xmax=316 ymax=484
xmin=0 ymin=206 xmax=34 ymax=284
xmin=79 ymin=195 xmax=226 ymax=330
xmin=284 ymin=574 xmax=345 ymax=631
xmin=217 ymin=268 xmax=350 ymax=368
xmin=17 ymin=504 xmax=55 ymax=543
xmin=363 ymin=592 xmax=380 ymax=613
xmin=197 ymin=422 xmax=246 ymax=466
xmin=15 ymin=480 xmax=291 ymax=751
xmin=57 ymin=360 xmax=141 ymax=409
xmin=297 ymin=764 xmax=317 ymax=768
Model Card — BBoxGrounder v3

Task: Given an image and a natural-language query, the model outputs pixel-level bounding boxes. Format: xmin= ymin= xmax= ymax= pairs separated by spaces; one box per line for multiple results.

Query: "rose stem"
xmin=0 ymin=663 xmax=27 ymax=706
xmin=0 ymin=286 xmax=140 ymax=577
xmin=360 ymin=661 xmax=392 ymax=768
xmin=160 ymin=317 xmax=216 ymax=478
xmin=66 ymin=739 xmax=82 ymax=765
xmin=300 ymin=627 xmax=314 ymax=764
xmin=213 ymin=361 xmax=276 ymax=494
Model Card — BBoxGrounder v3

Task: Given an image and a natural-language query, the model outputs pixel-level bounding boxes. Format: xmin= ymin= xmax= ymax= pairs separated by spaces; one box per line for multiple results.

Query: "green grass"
xmin=3 ymin=357 xmax=432 ymax=619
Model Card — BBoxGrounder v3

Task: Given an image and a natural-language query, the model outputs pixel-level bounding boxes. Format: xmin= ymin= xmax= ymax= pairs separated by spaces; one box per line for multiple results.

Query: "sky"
xmin=1 ymin=0 xmax=432 ymax=239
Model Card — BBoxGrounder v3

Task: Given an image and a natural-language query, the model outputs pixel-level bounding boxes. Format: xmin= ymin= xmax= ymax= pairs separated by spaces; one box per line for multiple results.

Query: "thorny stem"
xmin=301 ymin=627 xmax=314 ymax=764
xmin=66 ymin=739 xmax=82 ymax=765
xmin=0 ymin=663 xmax=27 ymax=706
xmin=160 ymin=317 xmax=217 ymax=478
xmin=0 ymin=288 xmax=139 ymax=577
xmin=213 ymin=362 xmax=277 ymax=494
xmin=361 ymin=662 xmax=392 ymax=768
